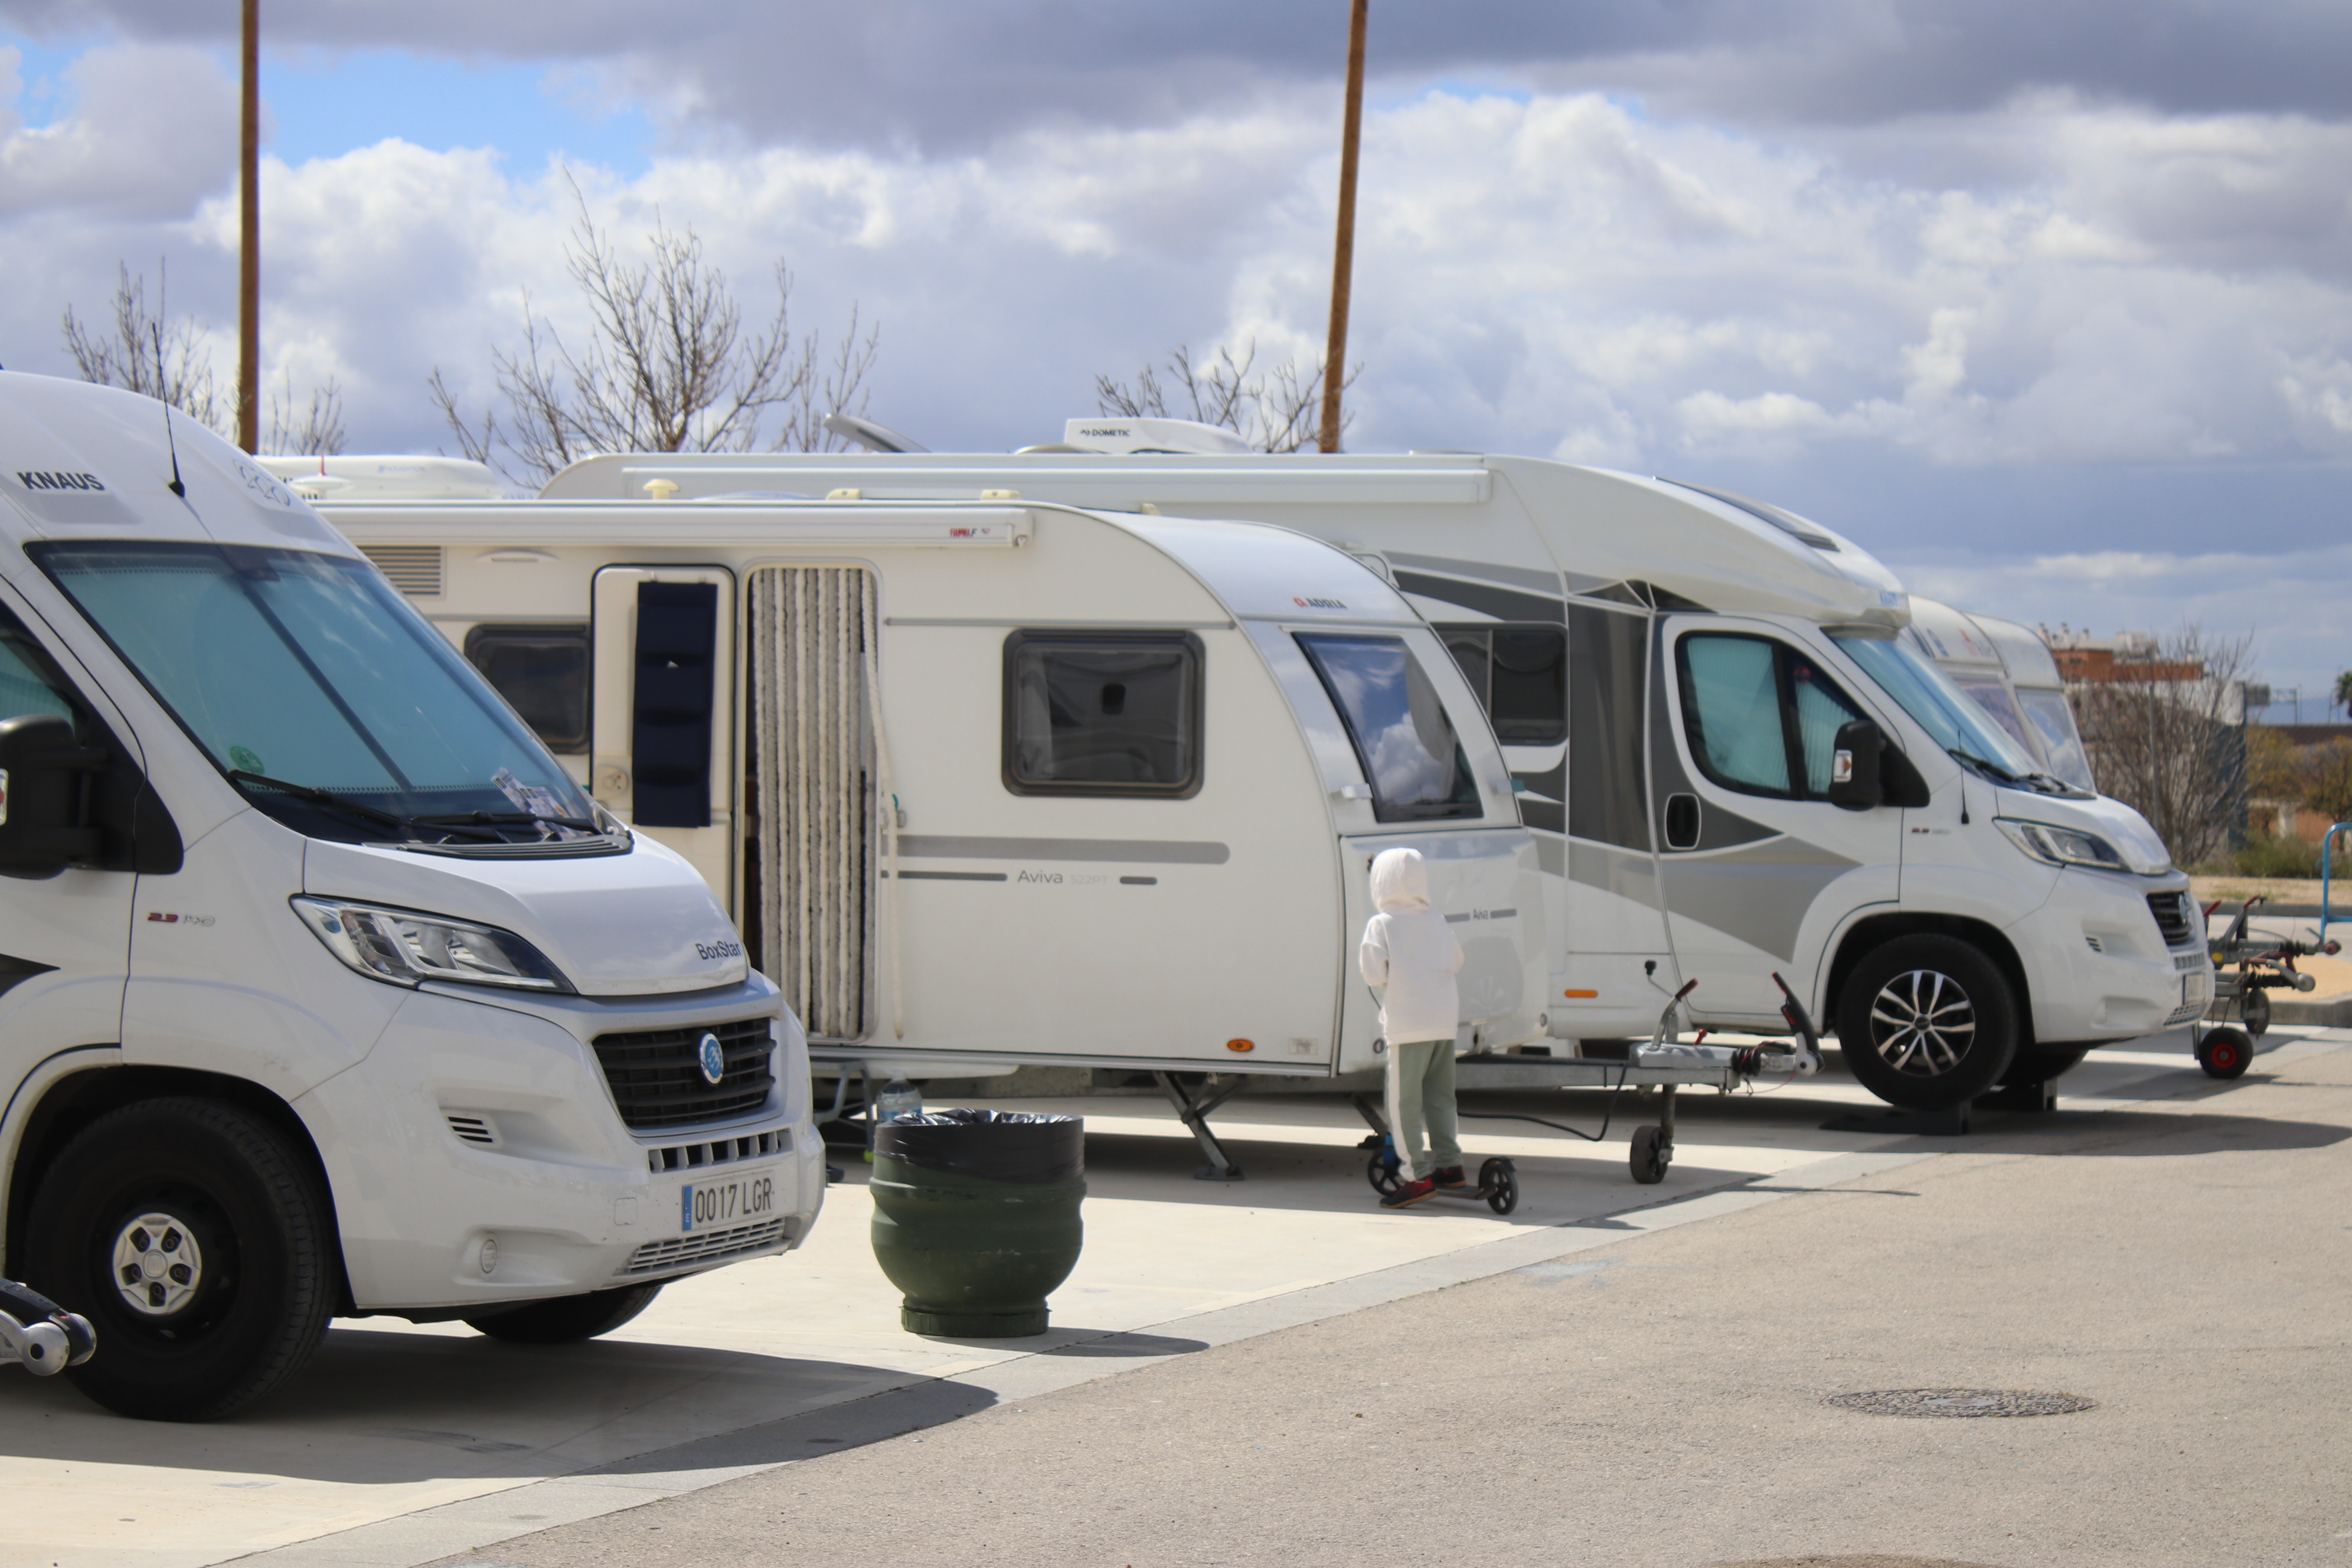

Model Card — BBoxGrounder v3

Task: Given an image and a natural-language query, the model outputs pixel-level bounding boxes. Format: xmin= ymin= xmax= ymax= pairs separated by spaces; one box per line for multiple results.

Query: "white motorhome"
xmin=303 ymin=477 xmax=1548 ymax=1174
xmin=527 ymin=430 xmax=2210 ymax=1112
xmin=1903 ymin=597 xmax=2095 ymax=792
xmin=0 ymin=377 xmax=820 ymax=1422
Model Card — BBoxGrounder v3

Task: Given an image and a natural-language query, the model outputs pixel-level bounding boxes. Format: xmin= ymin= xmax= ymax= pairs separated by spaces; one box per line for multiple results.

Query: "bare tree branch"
xmin=63 ymin=263 xmax=227 ymax=436
xmin=2069 ymin=625 xmax=2253 ymax=867
xmin=266 ymin=372 xmax=345 ymax=456
xmin=1096 ymin=339 xmax=1358 ymax=453
xmin=433 ymin=182 xmax=879 ymax=486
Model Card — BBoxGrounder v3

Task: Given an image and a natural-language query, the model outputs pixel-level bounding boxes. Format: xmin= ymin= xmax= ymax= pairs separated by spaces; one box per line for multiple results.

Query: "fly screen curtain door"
xmin=749 ymin=566 xmax=876 ymax=1043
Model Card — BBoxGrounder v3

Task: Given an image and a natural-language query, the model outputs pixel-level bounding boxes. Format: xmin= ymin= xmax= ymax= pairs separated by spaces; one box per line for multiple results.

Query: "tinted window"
xmin=1435 ymin=623 xmax=1566 ymax=745
xmin=1680 ymin=635 xmax=1791 ymax=795
xmin=1789 ymin=652 xmax=1867 ymax=793
xmin=0 ymin=618 xmax=79 ymax=727
xmin=1004 ymin=631 xmax=1201 ymax=796
xmin=2018 ymin=688 xmax=2096 ymax=791
xmin=465 ymin=625 xmax=590 ymax=753
xmin=1297 ymin=633 xmax=1481 ymax=822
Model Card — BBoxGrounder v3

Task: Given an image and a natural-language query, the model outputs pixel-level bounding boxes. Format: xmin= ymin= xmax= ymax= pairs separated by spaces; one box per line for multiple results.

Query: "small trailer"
xmin=310 ymin=477 xmax=1551 ymax=1176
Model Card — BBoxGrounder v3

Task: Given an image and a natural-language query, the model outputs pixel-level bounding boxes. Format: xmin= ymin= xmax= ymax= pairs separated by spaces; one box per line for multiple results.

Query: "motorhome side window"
xmin=1436 ymin=623 xmax=1567 ymax=745
xmin=1677 ymin=633 xmax=1867 ymax=800
xmin=1296 ymin=633 xmax=1482 ymax=823
xmin=1002 ymin=631 xmax=1203 ymax=797
xmin=0 ymin=613 xmax=81 ymax=729
xmin=465 ymin=625 xmax=590 ymax=754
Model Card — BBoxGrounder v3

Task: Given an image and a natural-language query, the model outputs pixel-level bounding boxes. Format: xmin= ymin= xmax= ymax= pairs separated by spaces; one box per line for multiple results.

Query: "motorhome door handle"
xmin=1664 ymin=792 xmax=1701 ymax=850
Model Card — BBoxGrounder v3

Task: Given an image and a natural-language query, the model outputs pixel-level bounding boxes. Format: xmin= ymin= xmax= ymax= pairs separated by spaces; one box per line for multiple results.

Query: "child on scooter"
xmin=1359 ymin=846 xmax=1465 ymax=1208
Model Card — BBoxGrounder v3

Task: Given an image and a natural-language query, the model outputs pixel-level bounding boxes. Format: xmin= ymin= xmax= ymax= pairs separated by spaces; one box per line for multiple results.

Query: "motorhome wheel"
xmin=466 ymin=1283 xmax=664 ymax=1344
xmin=22 ymin=1098 xmax=334 ymax=1422
xmin=1835 ymin=935 xmax=2020 ymax=1110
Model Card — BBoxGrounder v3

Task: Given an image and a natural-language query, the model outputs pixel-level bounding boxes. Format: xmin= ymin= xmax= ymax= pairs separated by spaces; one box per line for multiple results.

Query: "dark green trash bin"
xmin=870 ymin=1109 xmax=1084 ymax=1337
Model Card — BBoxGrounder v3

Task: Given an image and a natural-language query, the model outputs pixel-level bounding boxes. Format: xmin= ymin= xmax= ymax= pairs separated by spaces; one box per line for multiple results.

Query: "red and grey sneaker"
xmin=1429 ymin=1165 xmax=1469 ymax=1190
xmin=1380 ymin=1177 xmax=1438 ymax=1208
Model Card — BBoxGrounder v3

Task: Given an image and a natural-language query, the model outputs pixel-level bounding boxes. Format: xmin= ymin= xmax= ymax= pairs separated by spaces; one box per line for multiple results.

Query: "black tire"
xmin=2197 ymin=1026 xmax=2253 ymax=1080
xmin=1364 ymin=1151 xmax=1401 ymax=1196
xmin=2000 ymin=1046 xmax=2089 ymax=1087
xmin=465 ymin=1283 xmax=663 ymax=1344
xmin=1630 ymin=1125 xmax=1668 ymax=1185
xmin=1479 ymin=1157 xmax=1519 ymax=1216
xmin=1835 ymin=935 xmax=2020 ymax=1110
xmin=2240 ymin=988 xmax=2271 ymax=1038
xmin=22 ymin=1098 xmax=334 ymax=1422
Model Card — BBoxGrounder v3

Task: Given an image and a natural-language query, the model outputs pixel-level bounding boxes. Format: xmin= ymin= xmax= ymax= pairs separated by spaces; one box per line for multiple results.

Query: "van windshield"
xmin=1830 ymin=632 xmax=2042 ymax=783
xmin=33 ymin=541 xmax=600 ymax=847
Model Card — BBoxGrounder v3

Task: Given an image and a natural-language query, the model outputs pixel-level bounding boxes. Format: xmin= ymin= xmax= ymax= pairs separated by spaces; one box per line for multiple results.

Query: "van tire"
xmin=1836 ymin=936 xmax=2019 ymax=1110
xmin=465 ymin=1283 xmax=663 ymax=1344
xmin=22 ymin=1098 xmax=335 ymax=1422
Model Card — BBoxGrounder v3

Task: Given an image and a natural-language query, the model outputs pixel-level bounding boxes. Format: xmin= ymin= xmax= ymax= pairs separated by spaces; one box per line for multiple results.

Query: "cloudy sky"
xmin=1 ymin=2 xmax=2348 ymax=710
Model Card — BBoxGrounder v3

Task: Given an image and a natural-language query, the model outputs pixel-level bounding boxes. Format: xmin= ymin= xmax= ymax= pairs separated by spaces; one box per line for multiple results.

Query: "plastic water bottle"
xmin=876 ymin=1078 xmax=923 ymax=1124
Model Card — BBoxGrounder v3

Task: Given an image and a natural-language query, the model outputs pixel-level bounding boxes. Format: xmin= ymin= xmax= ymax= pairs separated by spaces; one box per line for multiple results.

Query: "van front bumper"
xmin=298 ymin=975 xmax=824 ymax=1312
xmin=2012 ymin=870 xmax=2207 ymax=1043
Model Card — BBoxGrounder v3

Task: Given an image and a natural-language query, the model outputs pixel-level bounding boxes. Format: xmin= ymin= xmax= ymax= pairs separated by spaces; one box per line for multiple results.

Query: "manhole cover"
xmin=1827 ymin=1387 xmax=2094 ymax=1419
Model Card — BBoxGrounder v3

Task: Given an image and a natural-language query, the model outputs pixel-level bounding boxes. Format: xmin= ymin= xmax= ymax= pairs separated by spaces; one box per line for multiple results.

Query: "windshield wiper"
xmin=227 ymin=771 xmax=502 ymax=841
xmin=413 ymin=809 xmax=606 ymax=833
xmin=1946 ymin=749 xmax=2027 ymax=785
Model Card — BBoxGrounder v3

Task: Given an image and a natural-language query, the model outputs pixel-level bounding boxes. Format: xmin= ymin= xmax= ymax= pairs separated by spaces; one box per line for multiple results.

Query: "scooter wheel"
xmin=1479 ymin=1157 xmax=1518 ymax=1216
xmin=1364 ymin=1151 xmax=1401 ymax=1195
xmin=1630 ymin=1124 xmax=1670 ymax=1185
xmin=2196 ymin=1026 xmax=2254 ymax=1080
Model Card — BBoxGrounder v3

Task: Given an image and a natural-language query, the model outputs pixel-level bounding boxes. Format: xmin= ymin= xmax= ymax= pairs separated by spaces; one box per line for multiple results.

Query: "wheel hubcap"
xmin=1868 ymin=968 xmax=1977 ymax=1077
xmin=110 ymin=1211 xmax=204 ymax=1317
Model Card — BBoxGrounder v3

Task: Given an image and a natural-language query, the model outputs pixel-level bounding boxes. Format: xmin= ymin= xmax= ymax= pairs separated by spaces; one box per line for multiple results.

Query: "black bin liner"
xmin=875 ymin=1109 xmax=1083 ymax=1184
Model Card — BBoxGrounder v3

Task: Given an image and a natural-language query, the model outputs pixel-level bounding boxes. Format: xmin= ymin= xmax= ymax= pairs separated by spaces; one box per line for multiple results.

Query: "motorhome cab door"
xmin=590 ymin=566 xmax=736 ymax=905
xmin=0 ymin=588 xmax=141 ymax=1066
xmin=1653 ymin=616 xmax=1905 ymax=1024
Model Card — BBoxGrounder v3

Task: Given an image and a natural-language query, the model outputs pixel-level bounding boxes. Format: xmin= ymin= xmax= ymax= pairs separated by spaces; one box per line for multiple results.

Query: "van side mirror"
xmin=0 ymin=714 xmax=107 ymax=878
xmin=1827 ymin=720 xmax=1884 ymax=811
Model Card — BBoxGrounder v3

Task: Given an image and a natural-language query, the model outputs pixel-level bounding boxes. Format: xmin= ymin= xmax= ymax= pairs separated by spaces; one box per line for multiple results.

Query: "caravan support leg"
xmin=1153 ymin=1072 xmax=1247 ymax=1181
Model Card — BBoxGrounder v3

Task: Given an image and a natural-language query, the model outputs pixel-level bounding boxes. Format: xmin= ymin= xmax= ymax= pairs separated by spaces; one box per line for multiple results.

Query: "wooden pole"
xmin=1318 ymin=0 xmax=1367 ymax=454
xmin=237 ymin=0 xmax=259 ymax=452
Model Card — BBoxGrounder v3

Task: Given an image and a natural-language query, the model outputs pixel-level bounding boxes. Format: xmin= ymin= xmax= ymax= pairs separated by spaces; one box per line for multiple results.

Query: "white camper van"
xmin=1904 ymin=598 xmax=2095 ymax=793
xmin=529 ymin=433 xmax=2208 ymax=1112
xmin=305 ymin=481 xmax=1548 ymax=1174
xmin=0 ymin=377 xmax=819 ymax=1422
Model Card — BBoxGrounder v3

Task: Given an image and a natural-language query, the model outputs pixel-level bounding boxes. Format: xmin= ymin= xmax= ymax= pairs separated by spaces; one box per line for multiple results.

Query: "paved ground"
xmin=415 ymin=1031 xmax=2352 ymax=1568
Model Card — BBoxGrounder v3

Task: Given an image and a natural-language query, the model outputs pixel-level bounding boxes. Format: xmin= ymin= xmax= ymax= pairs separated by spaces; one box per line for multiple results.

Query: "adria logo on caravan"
xmin=1292 ymin=595 xmax=1347 ymax=609
xmin=15 ymin=471 xmax=106 ymax=492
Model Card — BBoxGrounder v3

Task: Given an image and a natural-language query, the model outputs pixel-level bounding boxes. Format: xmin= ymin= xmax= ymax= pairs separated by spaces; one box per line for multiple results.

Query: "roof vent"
xmin=260 ymin=455 xmax=505 ymax=501
xmin=1059 ymin=417 xmax=1252 ymax=456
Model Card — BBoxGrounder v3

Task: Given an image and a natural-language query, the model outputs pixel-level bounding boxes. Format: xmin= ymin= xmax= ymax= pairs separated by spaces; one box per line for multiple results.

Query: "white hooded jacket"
xmin=1358 ymin=847 xmax=1464 ymax=1046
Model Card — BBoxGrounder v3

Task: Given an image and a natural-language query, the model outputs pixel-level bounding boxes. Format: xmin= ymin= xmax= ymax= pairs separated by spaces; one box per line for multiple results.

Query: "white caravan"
xmin=0 ymin=377 xmax=819 ymax=1422
xmin=306 ymin=480 xmax=1548 ymax=1173
xmin=530 ymin=433 xmax=2210 ymax=1112
xmin=1903 ymin=598 xmax=2095 ymax=792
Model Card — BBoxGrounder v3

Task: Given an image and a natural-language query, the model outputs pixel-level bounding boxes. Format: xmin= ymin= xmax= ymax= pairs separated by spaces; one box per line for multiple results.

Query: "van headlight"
xmin=292 ymin=897 xmax=573 ymax=992
xmin=1995 ymin=818 xmax=2128 ymax=871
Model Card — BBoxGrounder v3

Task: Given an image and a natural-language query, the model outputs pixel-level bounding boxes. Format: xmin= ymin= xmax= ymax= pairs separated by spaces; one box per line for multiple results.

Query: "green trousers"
xmin=1385 ymin=1038 xmax=1461 ymax=1182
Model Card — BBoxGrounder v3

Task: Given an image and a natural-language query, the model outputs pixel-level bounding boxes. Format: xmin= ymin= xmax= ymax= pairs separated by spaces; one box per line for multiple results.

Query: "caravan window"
xmin=465 ymin=624 xmax=590 ymax=754
xmin=1297 ymin=633 xmax=1482 ymax=822
xmin=1002 ymin=631 xmax=1202 ymax=797
xmin=1677 ymin=633 xmax=1868 ymax=801
xmin=1435 ymin=623 xmax=1567 ymax=744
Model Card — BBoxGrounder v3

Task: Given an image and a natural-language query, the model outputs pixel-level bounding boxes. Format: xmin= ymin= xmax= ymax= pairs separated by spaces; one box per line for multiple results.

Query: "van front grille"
xmin=619 ymin=1218 xmax=792 ymax=1276
xmin=2147 ymin=891 xmax=2197 ymax=949
xmin=648 ymin=1128 xmax=790 ymax=1172
xmin=591 ymin=1017 xmax=775 ymax=1131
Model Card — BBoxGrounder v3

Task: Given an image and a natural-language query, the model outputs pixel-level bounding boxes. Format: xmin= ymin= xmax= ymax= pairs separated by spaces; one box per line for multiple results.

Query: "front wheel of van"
xmin=465 ymin=1283 xmax=663 ymax=1344
xmin=1836 ymin=936 xmax=2020 ymax=1110
xmin=22 ymin=1099 xmax=336 ymax=1422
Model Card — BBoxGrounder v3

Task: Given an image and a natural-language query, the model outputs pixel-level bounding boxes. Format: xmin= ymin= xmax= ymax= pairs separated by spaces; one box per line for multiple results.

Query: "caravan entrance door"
xmin=1652 ymin=616 xmax=1903 ymax=1024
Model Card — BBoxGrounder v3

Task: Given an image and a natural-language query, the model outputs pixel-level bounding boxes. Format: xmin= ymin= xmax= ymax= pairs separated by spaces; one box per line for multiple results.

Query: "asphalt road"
xmin=428 ymin=1040 xmax=2352 ymax=1568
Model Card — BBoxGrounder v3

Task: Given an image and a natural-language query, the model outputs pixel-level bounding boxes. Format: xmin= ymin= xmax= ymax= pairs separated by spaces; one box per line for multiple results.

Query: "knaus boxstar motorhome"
xmin=0 ymin=377 xmax=820 ymax=1421
xmin=302 ymin=476 xmax=1549 ymax=1176
xmin=530 ymin=430 xmax=2208 ymax=1113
